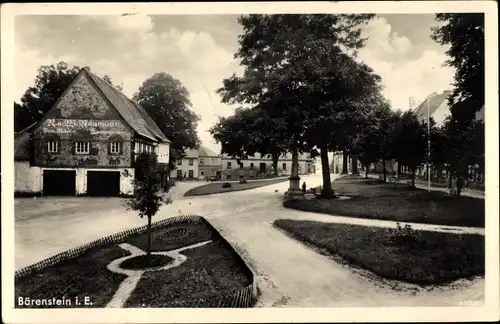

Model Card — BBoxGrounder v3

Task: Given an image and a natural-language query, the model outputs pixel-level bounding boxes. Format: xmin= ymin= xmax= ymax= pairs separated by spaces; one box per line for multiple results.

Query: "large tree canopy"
xmin=218 ymin=14 xmax=377 ymax=196
xmin=14 ymin=62 xmax=83 ymax=131
xmin=431 ymin=13 xmax=484 ymax=115
xmin=209 ymin=104 xmax=289 ymax=176
xmin=133 ymin=73 xmax=201 ymax=170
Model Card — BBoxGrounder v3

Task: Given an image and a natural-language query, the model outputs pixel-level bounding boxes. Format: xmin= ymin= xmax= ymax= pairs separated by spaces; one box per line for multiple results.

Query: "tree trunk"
xmin=272 ymin=152 xmax=279 ymax=177
xmin=365 ymin=166 xmax=369 ymax=179
xmin=341 ymin=151 xmax=348 ymax=174
xmin=351 ymin=156 xmax=358 ymax=174
xmin=456 ymin=176 xmax=463 ymax=197
xmin=147 ymin=215 xmax=152 ymax=265
xmin=320 ymin=145 xmax=334 ymax=197
xmin=411 ymin=168 xmax=416 ymax=188
xmin=448 ymin=170 xmax=453 ymax=188
xmin=397 ymin=163 xmax=401 ymax=181
xmin=382 ymin=160 xmax=387 ymax=182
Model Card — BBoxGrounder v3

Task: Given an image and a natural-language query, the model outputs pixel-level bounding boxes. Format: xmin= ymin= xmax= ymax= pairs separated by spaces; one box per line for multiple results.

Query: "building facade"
xmin=14 ymin=68 xmax=170 ymax=197
xmin=170 ymin=148 xmax=200 ymax=180
xmin=170 ymin=148 xmax=316 ymax=181
xmin=198 ymin=146 xmax=222 ymax=179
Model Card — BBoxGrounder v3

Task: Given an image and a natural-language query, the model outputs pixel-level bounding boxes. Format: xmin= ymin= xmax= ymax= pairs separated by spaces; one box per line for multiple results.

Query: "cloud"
xmin=14 ymin=15 xmax=455 ymax=154
xmin=357 ymin=17 xmax=455 ymax=110
xmin=14 ymin=15 xmax=241 ymax=153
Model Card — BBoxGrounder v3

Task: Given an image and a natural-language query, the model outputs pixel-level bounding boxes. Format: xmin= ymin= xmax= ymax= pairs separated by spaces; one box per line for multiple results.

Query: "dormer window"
xmin=75 ymin=141 xmax=90 ymax=154
xmin=47 ymin=141 xmax=59 ymax=153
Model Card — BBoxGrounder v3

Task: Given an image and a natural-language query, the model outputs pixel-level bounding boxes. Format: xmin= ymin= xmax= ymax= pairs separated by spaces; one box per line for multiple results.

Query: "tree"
xmin=356 ymin=101 xmax=387 ymax=178
xmin=209 ymin=104 xmax=289 ymax=176
xmin=392 ymin=111 xmax=427 ymax=187
xmin=103 ymin=74 xmax=123 ymax=91
xmin=431 ymin=13 xmax=484 ymax=116
xmin=126 ymin=153 xmax=170 ymax=265
xmin=219 ymin=14 xmax=377 ymax=197
xmin=368 ymin=101 xmax=397 ymax=182
xmin=14 ymin=62 xmax=81 ymax=131
xmin=133 ymin=73 xmax=201 ymax=171
xmin=440 ymin=117 xmax=484 ymax=196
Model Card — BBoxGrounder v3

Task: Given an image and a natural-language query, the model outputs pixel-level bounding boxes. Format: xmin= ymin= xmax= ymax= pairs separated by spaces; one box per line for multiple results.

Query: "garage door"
xmin=43 ymin=170 xmax=76 ymax=196
xmin=87 ymin=171 xmax=120 ymax=197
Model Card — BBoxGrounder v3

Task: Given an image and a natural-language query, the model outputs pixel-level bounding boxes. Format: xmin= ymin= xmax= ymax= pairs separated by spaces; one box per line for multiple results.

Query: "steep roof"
xmin=198 ymin=146 xmax=220 ymax=157
xmin=84 ymin=69 xmax=170 ymax=143
xmin=412 ymin=91 xmax=451 ymax=120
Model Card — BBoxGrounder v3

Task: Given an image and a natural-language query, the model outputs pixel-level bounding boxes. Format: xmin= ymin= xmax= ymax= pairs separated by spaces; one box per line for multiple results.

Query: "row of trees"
xmin=14 ymin=62 xmax=201 ymax=171
xmin=211 ymin=14 xmax=385 ymax=197
xmin=210 ymin=13 xmax=485 ymax=197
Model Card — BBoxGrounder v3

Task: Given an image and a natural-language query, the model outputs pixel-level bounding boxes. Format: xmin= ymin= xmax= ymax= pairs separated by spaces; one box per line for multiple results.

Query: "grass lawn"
xmin=15 ymin=221 xmax=253 ymax=308
xmin=184 ymin=178 xmax=288 ymax=197
xmin=274 ymin=219 xmax=485 ymax=285
xmin=287 ymin=175 xmax=484 ymax=228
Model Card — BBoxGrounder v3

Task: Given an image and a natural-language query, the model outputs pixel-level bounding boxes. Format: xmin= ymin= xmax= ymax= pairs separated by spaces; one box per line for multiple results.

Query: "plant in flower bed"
xmin=15 ymin=220 xmax=253 ymax=308
xmin=274 ymin=219 xmax=484 ymax=285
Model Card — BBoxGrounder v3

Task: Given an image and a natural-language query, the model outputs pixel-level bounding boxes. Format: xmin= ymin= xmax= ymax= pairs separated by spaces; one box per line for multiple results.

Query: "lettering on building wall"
xmin=42 ymin=119 xmax=127 ymax=134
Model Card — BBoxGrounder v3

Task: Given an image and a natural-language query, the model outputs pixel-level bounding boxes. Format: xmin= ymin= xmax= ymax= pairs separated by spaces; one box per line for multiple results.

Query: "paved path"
xmin=14 ymin=173 xmax=484 ymax=307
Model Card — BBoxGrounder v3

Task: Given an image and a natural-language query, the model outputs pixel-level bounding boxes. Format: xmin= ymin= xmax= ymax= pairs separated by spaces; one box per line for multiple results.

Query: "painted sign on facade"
xmin=41 ymin=119 xmax=129 ymax=136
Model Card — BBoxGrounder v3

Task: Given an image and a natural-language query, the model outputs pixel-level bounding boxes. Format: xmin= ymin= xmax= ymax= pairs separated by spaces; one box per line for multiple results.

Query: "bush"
xmin=222 ymin=182 xmax=232 ymax=188
xmin=387 ymin=223 xmax=421 ymax=248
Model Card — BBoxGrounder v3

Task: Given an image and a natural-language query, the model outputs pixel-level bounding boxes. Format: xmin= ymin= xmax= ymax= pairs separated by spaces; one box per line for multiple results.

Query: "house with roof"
xmin=412 ymin=91 xmax=452 ymax=126
xmin=171 ymin=148 xmax=200 ymax=180
xmin=198 ymin=146 xmax=222 ymax=179
xmin=14 ymin=67 xmax=170 ymax=197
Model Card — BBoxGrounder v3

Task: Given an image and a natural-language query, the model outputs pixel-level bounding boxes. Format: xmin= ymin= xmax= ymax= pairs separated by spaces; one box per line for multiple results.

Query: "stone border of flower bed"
xmin=15 ymin=215 xmax=258 ymax=308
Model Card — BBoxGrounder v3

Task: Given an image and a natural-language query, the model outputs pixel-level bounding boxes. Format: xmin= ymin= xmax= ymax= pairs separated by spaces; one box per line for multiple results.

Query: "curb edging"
xmin=15 ymin=215 xmax=257 ymax=308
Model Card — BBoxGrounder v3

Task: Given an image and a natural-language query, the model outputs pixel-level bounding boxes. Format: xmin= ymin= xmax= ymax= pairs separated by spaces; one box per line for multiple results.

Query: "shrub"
xmin=222 ymin=182 xmax=232 ymax=188
xmin=387 ymin=223 xmax=421 ymax=248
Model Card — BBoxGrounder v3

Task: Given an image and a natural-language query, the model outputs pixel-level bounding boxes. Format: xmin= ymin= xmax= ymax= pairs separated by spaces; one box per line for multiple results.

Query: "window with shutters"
xmin=75 ymin=142 xmax=89 ymax=154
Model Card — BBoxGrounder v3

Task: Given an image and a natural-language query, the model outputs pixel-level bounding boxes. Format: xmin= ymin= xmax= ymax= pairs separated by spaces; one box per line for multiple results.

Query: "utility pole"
xmin=427 ymin=95 xmax=431 ymax=192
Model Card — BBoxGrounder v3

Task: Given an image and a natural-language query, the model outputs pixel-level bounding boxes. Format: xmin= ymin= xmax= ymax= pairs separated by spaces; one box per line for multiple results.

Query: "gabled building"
xmin=221 ymin=152 xmax=315 ymax=179
xmin=198 ymin=146 xmax=222 ymax=179
xmin=171 ymin=148 xmax=200 ymax=180
xmin=14 ymin=68 xmax=170 ymax=197
xmin=412 ymin=91 xmax=452 ymax=126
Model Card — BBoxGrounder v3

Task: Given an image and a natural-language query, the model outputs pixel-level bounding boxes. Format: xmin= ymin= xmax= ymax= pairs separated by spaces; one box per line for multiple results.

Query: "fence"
xmin=15 ymin=215 xmax=258 ymax=308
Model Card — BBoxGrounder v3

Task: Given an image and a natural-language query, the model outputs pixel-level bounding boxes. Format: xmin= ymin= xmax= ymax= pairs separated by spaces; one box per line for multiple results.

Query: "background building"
xmin=198 ymin=146 xmax=222 ymax=180
xmin=170 ymin=148 xmax=199 ymax=180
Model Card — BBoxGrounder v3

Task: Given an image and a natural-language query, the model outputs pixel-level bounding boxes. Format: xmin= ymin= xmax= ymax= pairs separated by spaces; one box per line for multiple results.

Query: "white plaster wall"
xmin=15 ymin=162 xmax=42 ymax=193
xmin=432 ymin=100 xmax=451 ymax=126
xmin=170 ymin=158 xmax=199 ymax=179
xmin=80 ymin=168 xmax=135 ymax=195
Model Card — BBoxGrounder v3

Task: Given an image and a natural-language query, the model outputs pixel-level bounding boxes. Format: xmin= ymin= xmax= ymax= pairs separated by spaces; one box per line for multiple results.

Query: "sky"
xmin=14 ymin=14 xmax=455 ymax=153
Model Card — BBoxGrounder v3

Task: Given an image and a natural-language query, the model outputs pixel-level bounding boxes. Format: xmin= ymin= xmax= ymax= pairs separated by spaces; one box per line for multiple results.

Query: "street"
xmin=15 ymin=173 xmax=484 ymax=307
